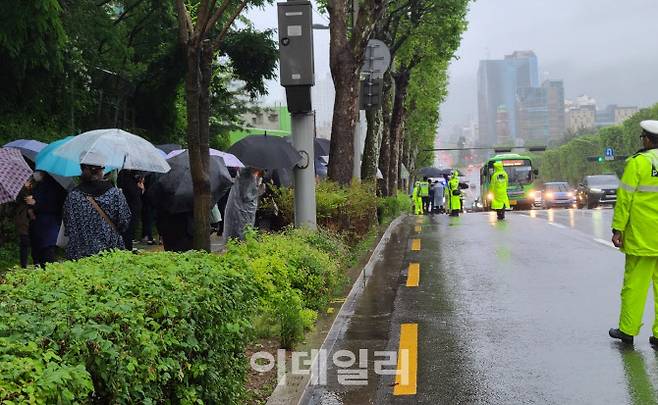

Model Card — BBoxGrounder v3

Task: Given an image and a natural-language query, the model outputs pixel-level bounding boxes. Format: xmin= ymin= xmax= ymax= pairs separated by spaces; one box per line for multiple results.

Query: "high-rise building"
xmin=544 ymin=80 xmax=565 ymax=140
xmin=515 ymin=80 xmax=565 ymax=144
xmin=595 ymin=105 xmax=640 ymax=127
xmin=477 ymin=51 xmax=539 ymax=146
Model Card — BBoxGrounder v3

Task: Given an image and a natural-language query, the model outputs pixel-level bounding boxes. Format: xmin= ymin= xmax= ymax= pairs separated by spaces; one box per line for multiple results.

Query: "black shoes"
xmin=650 ymin=336 xmax=658 ymax=349
xmin=609 ymin=328 xmax=634 ymax=344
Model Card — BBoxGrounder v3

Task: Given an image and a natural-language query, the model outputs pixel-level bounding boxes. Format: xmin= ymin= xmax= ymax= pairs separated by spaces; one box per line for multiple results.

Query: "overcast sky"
xmin=246 ymin=0 xmax=658 ymax=134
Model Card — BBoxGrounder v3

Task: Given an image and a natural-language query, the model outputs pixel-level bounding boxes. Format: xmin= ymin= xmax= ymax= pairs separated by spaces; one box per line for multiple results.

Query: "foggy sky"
xmin=245 ymin=1 xmax=658 ymax=136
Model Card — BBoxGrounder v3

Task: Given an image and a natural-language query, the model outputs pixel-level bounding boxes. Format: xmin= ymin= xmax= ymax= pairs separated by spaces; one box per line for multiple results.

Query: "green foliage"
xmin=269 ymin=181 xmax=380 ymax=242
xmin=540 ymin=104 xmax=658 ymax=184
xmin=378 ymin=191 xmax=413 ymax=223
xmin=227 ymin=228 xmax=349 ymax=348
xmin=0 ymin=251 xmax=262 ymax=403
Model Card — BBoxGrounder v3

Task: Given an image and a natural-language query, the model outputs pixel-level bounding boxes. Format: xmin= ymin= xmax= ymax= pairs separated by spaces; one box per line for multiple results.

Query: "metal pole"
xmin=292 ymin=111 xmax=317 ymax=229
xmin=352 ymin=0 xmax=362 ymax=181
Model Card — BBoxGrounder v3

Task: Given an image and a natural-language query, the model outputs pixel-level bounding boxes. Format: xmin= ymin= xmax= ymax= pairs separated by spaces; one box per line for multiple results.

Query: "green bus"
xmin=479 ymin=153 xmax=539 ymax=210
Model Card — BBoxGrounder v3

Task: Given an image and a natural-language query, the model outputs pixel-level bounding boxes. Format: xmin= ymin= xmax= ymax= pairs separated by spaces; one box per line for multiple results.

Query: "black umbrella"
xmin=156 ymin=144 xmax=183 ymax=154
xmin=314 ymin=138 xmax=330 ymax=158
xmin=418 ymin=167 xmax=463 ymax=177
xmin=228 ymin=135 xmax=302 ymax=169
xmin=147 ymin=151 xmax=233 ymax=214
xmin=417 ymin=167 xmax=444 ymax=177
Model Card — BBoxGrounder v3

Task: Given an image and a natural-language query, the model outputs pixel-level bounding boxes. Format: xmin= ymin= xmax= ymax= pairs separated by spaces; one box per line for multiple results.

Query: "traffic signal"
xmin=597 ymin=156 xmax=605 ymax=163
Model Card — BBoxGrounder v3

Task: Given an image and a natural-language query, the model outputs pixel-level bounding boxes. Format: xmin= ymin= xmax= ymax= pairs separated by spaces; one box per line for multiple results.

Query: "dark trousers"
xmin=19 ymin=235 xmax=30 ymax=268
xmin=497 ymin=209 xmax=506 ymax=220
xmin=31 ymin=245 xmax=55 ymax=268
xmin=422 ymin=197 xmax=430 ymax=214
xmin=123 ymin=215 xmax=139 ymax=251
xmin=141 ymin=203 xmax=154 ymax=241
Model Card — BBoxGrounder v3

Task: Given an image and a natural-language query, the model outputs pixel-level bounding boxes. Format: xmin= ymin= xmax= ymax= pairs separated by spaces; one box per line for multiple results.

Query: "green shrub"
xmin=269 ymin=181 xmax=380 ymax=242
xmin=0 ymin=251 xmax=261 ymax=404
xmin=378 ymin=191 xmax=413 ymax=223
xmin=226 ymin=228 xmax=348 ymax=349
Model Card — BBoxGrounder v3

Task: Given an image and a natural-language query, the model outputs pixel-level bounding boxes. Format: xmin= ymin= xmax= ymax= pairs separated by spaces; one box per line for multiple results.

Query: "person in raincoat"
xmin=223 ymin=167 xmax=264 ymax=241
xmin=489 ymin=161 xmax=510 ymax=220
xmin=609 ymin=120 xmax=658 ymax=348
xmin=412 ymin=180 xmax=424 ymax=215
xmin=446 ymin=170 xmax=462 ymax=216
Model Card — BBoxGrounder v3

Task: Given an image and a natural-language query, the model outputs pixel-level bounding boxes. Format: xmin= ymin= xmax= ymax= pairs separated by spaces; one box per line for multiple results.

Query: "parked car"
xmin=576 ymin=174 xmax=620 ymax=209
xmin=541 ymin=182 xmax=576 ymax=209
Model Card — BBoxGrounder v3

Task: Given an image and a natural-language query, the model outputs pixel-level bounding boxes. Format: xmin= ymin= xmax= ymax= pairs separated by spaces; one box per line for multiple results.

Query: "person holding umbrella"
xmin=63 ymin=153 xmax=131 ymax=260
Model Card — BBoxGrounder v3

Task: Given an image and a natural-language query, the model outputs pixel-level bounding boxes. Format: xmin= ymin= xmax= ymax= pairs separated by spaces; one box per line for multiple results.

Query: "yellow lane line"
xmin=415 ymin=217 xmax=424 ymax=225
xmin=411 ymin=239 xmax=421 ymax=251
xmin=394 ymin=323 xmax=418 ymax=395
xmin=414 ymin=225 xmax=422 ymax=233
xmin=406 ymin=263 xmax=420 ymax=287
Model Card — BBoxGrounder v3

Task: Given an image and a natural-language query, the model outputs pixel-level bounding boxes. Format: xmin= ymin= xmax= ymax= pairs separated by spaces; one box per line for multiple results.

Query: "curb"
xmin=266 ymin=214 xmax=408 ymax=405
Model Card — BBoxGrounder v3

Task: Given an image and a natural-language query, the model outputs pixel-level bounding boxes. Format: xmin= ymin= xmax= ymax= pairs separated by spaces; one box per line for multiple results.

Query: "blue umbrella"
xmin=3 ymin=139 xmax=47 ymax=162
xmin=35 ymin=137 xmax=82 ymax=177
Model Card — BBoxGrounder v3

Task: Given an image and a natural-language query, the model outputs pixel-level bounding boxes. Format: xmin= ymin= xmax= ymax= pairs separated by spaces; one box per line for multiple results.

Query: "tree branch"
xmin=174 ymin=0 xmax=193 ymax=44
xmin=212 ymin=0 xmax=249 ymax=51
xmin=204 ymin=0 xmax=233 ymax=44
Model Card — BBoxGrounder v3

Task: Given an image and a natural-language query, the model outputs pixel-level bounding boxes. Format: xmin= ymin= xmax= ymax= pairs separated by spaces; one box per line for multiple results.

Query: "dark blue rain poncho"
xmin=223 ymin=168 xmax=260 ymax=241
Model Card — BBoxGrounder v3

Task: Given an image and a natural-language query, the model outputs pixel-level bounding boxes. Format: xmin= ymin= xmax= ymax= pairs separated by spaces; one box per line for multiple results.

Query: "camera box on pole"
xmin=278 ymin=1 xmax=314 ymax=113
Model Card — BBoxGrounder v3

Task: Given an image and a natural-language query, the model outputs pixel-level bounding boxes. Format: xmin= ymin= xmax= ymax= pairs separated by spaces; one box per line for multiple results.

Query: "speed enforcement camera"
xmin=278 ymin=1 xmax=315 ymax=87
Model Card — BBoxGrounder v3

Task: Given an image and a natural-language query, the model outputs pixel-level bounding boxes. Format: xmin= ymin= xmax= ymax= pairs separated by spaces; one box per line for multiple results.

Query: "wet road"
xmin=305 ymin=209 xmax=658 ymax=405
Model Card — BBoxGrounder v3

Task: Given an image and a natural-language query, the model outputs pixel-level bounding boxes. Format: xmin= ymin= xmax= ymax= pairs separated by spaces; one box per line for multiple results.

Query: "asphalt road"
xmin=305 ymin=209 xmax=658 ymax=405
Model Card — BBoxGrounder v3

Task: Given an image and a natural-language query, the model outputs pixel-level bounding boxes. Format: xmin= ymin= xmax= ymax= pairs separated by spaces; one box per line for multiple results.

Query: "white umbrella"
xmin=166 ymin=148 xmax=245 ymax=168
xmin=53 ymin=129 xmax=170 ymax=173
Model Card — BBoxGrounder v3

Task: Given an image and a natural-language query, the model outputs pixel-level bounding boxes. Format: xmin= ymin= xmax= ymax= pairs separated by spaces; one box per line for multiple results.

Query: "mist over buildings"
xmin=439 ymin=0 xmax=658 ymax=144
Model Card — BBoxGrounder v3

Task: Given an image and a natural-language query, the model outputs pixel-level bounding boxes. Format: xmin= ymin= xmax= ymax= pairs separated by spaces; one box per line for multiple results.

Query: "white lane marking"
xmin=548 ymin=222 xmax=567 ymax=229
xmin=594 ymin=238 xmax=617 ymax=249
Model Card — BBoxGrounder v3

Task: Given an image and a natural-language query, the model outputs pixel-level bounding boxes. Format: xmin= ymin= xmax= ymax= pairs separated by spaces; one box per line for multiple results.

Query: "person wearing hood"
xmin=489 ymin=161 xmax=510 ymax=220
xmin=63 ymin=160 xmax=131 ymax=260
xmin=609 ymin=120 xmax=658 ymax=348
xmin=223 ymin=167 xmax=264 ymax=241
xmin=445 ymin=170 xmax=462 ymax=216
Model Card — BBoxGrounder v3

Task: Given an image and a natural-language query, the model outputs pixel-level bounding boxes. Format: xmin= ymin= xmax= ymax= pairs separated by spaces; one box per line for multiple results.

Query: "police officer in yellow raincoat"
xmin=412 ymin=180 xmax=423 ymax=215
xmin=445 ymin=170 xmax=462 ymax=217
xmin=489 ymin=161 xmax=510 ymax=220
xmin=609 ymin=120 xmax=658 ymax=348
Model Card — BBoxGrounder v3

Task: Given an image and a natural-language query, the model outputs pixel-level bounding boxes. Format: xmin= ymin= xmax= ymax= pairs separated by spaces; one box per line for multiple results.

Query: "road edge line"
xmin=265 ymin=214 xmax=408 ymax=405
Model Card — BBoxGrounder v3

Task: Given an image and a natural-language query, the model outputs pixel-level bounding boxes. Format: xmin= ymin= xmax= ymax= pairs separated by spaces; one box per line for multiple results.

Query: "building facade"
xmin=477 ymin=51 xmax=539 ymax=146
xmin=566 ymin=105 xmax=596 ymax=133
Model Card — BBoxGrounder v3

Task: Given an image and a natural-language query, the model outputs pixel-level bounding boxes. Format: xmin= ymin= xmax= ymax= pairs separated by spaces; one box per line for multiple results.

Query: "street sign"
xmin=359 ymin=77 xmax=383 ymax=109
xmin=604 ymin=147 xmax=614 ymax=159
xmin=361 ymin=39 xmax=391 ymax=79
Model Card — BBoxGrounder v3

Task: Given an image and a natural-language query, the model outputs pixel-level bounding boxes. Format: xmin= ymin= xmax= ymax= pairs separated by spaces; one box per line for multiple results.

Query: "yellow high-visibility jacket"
xmin=612 ymin=148 xmax=658 ymax=256
xmin=418 ymin=181 xmax=430 ymax=197
xmin=489 ymin=162 xmax=510 ymax=210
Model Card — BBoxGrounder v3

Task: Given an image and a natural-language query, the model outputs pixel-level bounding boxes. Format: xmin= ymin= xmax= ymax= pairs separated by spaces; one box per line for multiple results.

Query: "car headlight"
xmin=590 ymin=188 xmax=602 ymax=193
xmin=567 ymin=192 xmax=575 ymax=198
xmin=545 ymin=192 xmax=554 ymax=199
xmin=487 ymin=193 xmax=494 ymax=201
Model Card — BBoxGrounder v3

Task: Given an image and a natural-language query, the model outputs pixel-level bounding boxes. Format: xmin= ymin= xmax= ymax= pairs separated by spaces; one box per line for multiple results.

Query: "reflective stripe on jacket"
xmin=612 ymin=148 xmax=658 ymax=256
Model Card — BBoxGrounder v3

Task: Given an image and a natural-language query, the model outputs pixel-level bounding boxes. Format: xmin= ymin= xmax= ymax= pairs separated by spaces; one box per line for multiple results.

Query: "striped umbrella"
xmin=0 ymin=148 xmax=33 ymax=204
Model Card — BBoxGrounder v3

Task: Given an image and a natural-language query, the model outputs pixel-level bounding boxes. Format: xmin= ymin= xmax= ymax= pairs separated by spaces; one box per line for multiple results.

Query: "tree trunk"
xmin=184 ymin=44 xmax=212 ymax=251
xmin=327 ymin=47 xmax=358 ymax=185
xmin=387 ymin=70 xmax=411 ymax=194
xmin=361 ymin=106 xmax=382 ymax=181
xmin=377 ymin=72 xmax=394 ymax=195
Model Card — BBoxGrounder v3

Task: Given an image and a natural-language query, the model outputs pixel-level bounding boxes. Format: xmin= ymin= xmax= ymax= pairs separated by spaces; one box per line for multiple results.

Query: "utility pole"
xmin=352 ymin=0 xmax=362 ymax=181
xmin=278 ymin=1 xmax=317 ymax=229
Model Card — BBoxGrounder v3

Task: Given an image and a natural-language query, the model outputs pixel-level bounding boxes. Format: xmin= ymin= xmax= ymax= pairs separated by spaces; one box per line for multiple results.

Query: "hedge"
xmin=0 ymin=228 xmax=350 ymax=404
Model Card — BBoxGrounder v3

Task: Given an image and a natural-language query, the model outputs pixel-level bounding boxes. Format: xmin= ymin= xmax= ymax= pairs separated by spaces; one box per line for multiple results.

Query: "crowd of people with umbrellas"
xmin=0 ymin=129 xmax=307 ymax=267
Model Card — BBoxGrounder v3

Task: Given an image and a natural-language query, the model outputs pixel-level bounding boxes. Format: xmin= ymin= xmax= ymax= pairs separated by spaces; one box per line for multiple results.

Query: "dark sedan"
xmin=576 ymin=174 xmax=620 ymax=209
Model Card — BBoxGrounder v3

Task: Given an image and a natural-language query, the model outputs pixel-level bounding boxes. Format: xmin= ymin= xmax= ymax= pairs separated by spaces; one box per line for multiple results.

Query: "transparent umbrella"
xmin=53 ymin=129 xmax=170 ymax=173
